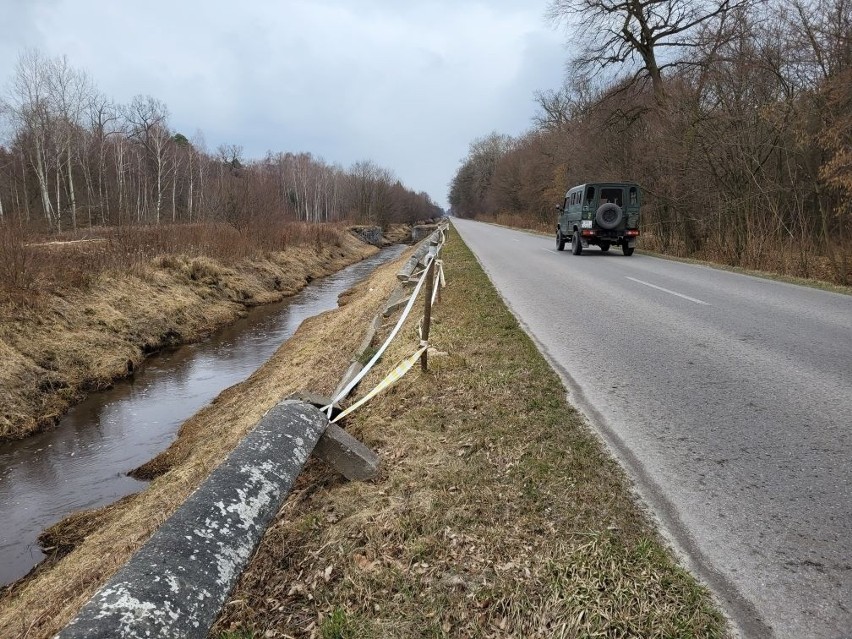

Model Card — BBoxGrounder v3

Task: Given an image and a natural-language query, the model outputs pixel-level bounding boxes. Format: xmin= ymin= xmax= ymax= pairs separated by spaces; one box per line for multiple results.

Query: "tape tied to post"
xmin=323 ymin=252 xmax=436 ymax=416
xmin=331 ymin=345 xmax=428 ymax=423
xmin=322 ymin=231 xmax=449 ymax=417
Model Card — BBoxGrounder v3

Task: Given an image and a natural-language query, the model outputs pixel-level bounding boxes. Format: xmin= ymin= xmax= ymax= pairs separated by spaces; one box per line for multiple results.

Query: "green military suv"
xmin=555 ymin=182 xmax=641 ymax=256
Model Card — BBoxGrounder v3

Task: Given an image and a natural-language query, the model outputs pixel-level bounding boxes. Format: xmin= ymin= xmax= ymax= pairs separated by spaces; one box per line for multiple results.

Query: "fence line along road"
xmin=57 ymin=221 xmax=449 ymax=639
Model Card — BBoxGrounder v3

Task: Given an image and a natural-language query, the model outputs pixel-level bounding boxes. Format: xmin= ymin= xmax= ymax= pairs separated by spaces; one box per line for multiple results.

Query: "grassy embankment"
xmin=211 ymin=230 xmax=727 ymax=638
xmin=0 ymin=222 xmax=407 ymax=441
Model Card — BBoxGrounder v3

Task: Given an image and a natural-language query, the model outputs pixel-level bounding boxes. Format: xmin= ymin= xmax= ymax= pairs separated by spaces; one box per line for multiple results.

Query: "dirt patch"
xmin=0 ymin=244 xmax=413 ymax=638
xmin=382 ymin=224 xmax=415 ymax=245
xmin=0 ymin=230 xmax=380 ymax=441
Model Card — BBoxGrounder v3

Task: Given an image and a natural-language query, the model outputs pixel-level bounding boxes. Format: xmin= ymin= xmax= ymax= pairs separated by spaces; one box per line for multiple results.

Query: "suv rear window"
xmin=600 ymin=188 xmax=623 ymax=206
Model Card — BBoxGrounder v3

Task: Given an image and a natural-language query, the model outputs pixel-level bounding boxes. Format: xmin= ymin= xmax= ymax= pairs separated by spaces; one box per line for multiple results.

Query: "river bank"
xmin=0 ymin=226 xmax=410 ymax=442
xmin=0 ymin=244 xmax=408 ymax=587
xmin=0 ymin=240 xmax=412 ymax=637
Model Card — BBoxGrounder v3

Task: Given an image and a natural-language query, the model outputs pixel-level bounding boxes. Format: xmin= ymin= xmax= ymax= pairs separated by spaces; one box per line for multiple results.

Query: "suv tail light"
xmin=581 ymin=229 xmax=596 ymax=237
xmin=626 ymin=229 xmax=640 ymax=237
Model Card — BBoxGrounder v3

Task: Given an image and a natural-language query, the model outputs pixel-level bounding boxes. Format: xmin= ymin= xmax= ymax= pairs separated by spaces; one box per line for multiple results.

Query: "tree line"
xmin=0 ymin=50 xmax=441 ymax=233
xmin=450 ymin=0 xmax=851 ymax=283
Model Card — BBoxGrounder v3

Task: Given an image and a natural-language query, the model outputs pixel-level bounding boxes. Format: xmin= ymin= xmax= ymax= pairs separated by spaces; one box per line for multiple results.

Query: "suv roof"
xmin=564 ymin=182 xmax=640 ymax=196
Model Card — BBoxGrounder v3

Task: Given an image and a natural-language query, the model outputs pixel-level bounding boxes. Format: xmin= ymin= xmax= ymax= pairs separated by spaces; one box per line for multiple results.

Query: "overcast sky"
xmin=0 ymin=0 xmax=569 ymax=208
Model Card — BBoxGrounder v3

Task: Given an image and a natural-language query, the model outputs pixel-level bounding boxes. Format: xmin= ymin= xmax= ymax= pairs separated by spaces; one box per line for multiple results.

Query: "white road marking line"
xmin=541 ymin=248 xmax=558 ymax=254
xmin=626 ymin=277 xmax=710 ymax=305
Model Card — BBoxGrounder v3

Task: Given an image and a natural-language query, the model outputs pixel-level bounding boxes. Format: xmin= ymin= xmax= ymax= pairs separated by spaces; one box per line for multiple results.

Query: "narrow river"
xmin=0 ymin=245 xmax=406 ymax=586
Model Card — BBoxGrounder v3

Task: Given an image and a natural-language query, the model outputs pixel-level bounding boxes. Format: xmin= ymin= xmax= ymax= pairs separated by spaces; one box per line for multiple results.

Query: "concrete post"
xmin=58 ymin=401 xmax=328 ymax=639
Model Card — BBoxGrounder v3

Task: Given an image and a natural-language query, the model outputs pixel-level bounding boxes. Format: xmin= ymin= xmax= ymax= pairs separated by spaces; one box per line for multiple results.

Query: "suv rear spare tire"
xmin=595 ymin=203 xmax=623 ymax=229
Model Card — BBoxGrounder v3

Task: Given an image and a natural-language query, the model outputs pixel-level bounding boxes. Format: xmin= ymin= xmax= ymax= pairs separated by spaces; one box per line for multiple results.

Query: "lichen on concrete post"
xmin=58 ymin=400 xmax=328 ymax=639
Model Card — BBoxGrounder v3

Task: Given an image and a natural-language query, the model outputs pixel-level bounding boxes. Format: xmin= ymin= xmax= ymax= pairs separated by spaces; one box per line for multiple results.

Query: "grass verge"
xmin=632 ymin=248 xmax=852 ymax=296
xmin=211 ymin=231 xmax=727 ymax=638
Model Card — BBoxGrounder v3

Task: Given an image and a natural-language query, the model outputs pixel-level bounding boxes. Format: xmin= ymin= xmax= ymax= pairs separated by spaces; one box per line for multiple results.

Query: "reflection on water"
xmin=0 ymin=245 xmax=406 ymax=586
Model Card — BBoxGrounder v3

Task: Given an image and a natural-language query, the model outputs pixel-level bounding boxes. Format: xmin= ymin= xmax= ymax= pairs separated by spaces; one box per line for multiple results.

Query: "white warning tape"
xmin=430 ymin=260 xmax=443 ymax=306
xmin=323 ymin=251 xmax=436 ymax=415
xmin=323 ymin=227 xmax=449 ymax=419
xmin=331 ymin=346 xmax=427 ymax=423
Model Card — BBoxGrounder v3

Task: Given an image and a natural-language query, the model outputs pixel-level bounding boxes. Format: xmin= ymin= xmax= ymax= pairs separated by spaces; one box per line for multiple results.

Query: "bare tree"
xmin=125 ymin=95 xmax=170 ymax=223
xmin=48 ymin=55 xmax=91 ymax=230
xmin=5 ymin=50 xmax=56 ymax=227
xmin=86 ymin=92 xmax=119 ymax=225
xmin=547 ymin=0 xmax=752 ymax=98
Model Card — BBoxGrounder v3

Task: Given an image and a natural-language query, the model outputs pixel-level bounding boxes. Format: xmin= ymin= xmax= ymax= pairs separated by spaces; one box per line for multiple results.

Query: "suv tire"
xmin=596 ymin=203 xmax=623 ymax=230
xmin=622 ymin=245 xmax=635 ymax=256
xmin=556 ymin=230 xmax=566 ymax=251
xmin=572 ymin=231 xmax=583 ymax=255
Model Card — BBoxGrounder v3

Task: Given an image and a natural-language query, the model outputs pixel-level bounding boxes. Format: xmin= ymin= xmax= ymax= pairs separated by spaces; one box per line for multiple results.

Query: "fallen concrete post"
xmin=383 ymin=293 xmax=411 ymax=317
xmin=353 ymin=315 xmax=382 ymax=360
xmin=286 ymin=391 xmax=341 ymax=420
xmin=396 ymin=254 xmax=421 ymax=281
xmin=332 ymin=361 xmax=364 ymax=400
xmin=382 ymin=286 xmax=409 ymax=317
xmin=313 ymin=423 xmax=380 ymax=481
xmin=401 ymin=276 xmax=420 ymax=288
xmin=58 ymin=400 xmax=328 ymax=639
xmin=287 ymin=393 xmax=380 ymax=481
xmin=396 ymin=242 xmax=432 ymax=281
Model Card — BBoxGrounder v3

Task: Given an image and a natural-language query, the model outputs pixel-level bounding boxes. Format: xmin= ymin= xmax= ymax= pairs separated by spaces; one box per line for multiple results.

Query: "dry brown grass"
xmin=0 ymin=243 xmax=413 ymax=639
xmin=0 ymin=226 xmax=378 ymax=441
xmin=639 ymin=231 xmax=852 ymax=286
xmin=476 ymin=212 xmax=552 ymax=234
xmin=211 ymin=231 xmax=727 ymax=638
xmin=1 ymin=221 xmax=351 ymax=304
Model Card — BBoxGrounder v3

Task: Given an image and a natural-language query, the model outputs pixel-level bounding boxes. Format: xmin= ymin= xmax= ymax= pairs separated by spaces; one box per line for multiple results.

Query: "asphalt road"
xmin=452 ymin=218 xmax=852 ymax=639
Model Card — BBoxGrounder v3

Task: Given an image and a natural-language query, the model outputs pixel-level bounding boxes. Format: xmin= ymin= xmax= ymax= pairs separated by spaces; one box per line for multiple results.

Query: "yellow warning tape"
xmin=331 ymin=345 xmax=428 ymax=424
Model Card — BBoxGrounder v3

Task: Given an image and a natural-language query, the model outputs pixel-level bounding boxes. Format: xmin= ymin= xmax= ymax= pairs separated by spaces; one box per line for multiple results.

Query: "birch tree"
xmin=48 ymin=55 xmax=91 ymax=230
xmin=126 ymin=95 xmax=170 ymax=223
xmin=6 ymin=50 xmax=56 ymax=227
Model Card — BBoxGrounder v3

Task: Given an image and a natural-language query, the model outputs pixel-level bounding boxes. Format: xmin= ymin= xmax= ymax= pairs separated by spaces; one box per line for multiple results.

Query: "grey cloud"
xmin=0 ymin=0 xmax=567 ymax=207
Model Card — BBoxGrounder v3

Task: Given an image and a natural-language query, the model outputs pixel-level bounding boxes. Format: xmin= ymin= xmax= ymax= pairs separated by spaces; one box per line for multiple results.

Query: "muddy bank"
xmin=0 ymin=244 xmax=411 ymax=638
xmin=0 ymin=229 xmax=394 ymax=441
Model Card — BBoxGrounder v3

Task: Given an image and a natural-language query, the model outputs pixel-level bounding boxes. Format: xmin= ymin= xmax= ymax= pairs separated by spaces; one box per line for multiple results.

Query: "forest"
xmin=0 ymin=50 xmax=441 ymax=234
xmin=449 ymin=0 xmax=851 ymax=284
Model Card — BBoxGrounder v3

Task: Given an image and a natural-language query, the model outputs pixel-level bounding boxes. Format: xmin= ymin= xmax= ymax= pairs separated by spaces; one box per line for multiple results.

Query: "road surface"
xmin=452 ymin=218 xmax=851 ymax=639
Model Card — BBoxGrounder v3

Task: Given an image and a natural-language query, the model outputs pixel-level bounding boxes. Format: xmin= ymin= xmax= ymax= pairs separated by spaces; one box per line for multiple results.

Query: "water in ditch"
xmin=0 ymin=244 xmax=407 ymax=586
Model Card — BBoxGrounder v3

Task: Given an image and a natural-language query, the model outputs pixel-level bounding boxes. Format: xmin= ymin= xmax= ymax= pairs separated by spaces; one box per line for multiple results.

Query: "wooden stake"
xmin=421 ymin=257 xmax=435 ymax=372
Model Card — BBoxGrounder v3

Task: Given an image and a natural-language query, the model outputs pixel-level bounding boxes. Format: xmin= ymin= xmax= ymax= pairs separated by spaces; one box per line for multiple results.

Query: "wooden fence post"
xmin=421 ymin=257 xmax=435 ymax=372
